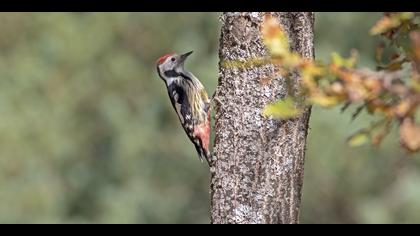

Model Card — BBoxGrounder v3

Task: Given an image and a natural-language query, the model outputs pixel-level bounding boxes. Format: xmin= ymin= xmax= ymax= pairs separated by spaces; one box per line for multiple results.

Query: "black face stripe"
xmin=163 ymin=70 xmax=192 ymax=82
xmin=164 ymin=70 xmax=179 ymax=78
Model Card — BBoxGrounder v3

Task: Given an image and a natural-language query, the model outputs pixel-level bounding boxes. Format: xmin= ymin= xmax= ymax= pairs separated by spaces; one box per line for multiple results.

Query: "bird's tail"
xmin=193 ymin=106 xmax=212 ymax=166
xmin=194 ymin=141 xmax=211 ymax=166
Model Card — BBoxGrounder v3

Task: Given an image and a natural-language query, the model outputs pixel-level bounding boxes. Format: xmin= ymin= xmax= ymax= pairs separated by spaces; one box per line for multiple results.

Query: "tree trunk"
xmin=210 ymin=12 xmax=314 ymax=224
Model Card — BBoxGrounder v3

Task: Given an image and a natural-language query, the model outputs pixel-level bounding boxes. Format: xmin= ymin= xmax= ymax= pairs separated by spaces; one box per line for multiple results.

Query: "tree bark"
xmin=210 ymin=12 xmax=314 ymax=224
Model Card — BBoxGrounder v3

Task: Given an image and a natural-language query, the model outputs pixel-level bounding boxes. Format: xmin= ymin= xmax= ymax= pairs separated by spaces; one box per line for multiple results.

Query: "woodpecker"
xmin=156 ymin=51 xmax=211 ymax=165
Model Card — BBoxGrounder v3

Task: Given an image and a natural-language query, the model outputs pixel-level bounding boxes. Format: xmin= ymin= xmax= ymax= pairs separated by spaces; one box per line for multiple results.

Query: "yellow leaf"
xmin=330 ymin=82 xmax=345 ymax=94
xmin=302 ymin=62 xmax=324 ymax=78
xmin=347 ymin=132 xmax=370 ymax=147
xmin=263 ymin=97 xmax=302 ymax=119
xmin=411 ymin=79 xmax=420 ymax=92
xmin=370 ymin=12 xmax=414 ymax=35
xmin=411 ymin=31 xmax=420 ymax=66
xmin=400 ymin=118 xmax=420 ymax=152
xmin=398 ymin=12 xmax=415 ymax=21
xmin=367 ymin=100 xmax=393 ymax=117
xmin=363 ymin=78 xmax=382 ymax=93
xmin=282 ymin=52 xmax=302 ymax=68
xmin=370 ymin=15 xmax=400 ymax=35
xmin=262 ymin=15 xmax=290 ymax=57
xmin=394 ymin=100 xmax=413 ymax=118
xmin=308 ymin=94 xmax=340 ymax=107
xmin=300 ymin=62 xmax=325 ymax=88
xmin=331 ymin=52 xmax=357 ymax=68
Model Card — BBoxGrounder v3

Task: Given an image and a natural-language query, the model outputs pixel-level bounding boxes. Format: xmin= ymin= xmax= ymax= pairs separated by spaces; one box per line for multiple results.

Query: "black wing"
xmin=167 ymin=83 xmax=194 ymax=132
xmin=166 ymin=83 xmax=209 ymax=163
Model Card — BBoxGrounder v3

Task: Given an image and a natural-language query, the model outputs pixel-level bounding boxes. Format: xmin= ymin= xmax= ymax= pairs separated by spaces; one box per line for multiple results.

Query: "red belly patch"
xmin=194 ymin=113 xmax=211 ymax=150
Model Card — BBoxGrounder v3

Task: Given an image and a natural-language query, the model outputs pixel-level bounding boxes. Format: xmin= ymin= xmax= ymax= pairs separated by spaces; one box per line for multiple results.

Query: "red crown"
xmin=156 ymin=53 xmax=174 ymax=65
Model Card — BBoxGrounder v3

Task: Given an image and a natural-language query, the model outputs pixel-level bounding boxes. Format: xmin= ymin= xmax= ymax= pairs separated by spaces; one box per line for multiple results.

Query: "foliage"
xmin=262 ymin=13 xmax=420 ymax=153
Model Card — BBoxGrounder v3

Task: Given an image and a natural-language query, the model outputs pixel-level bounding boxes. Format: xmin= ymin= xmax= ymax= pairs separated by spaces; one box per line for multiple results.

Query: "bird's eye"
xmin=171 ymin=58 xmax=175 ymax=62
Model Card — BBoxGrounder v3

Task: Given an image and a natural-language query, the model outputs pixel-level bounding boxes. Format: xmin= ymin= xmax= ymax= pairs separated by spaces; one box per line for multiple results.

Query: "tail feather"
xmin=191 ymin=111 xmax=211 ymax=165
xmin=193 ymin=140 xmax=211 ymax=165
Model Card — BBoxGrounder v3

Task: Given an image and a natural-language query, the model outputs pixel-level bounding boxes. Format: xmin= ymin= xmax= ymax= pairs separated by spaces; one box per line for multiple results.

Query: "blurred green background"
xmin=0 ymin=12 xmax=419 ymax=224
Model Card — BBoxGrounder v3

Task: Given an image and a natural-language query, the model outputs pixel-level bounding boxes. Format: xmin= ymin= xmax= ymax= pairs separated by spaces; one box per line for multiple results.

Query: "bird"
xmin=156 ymin=51 xmax=212 ymax=165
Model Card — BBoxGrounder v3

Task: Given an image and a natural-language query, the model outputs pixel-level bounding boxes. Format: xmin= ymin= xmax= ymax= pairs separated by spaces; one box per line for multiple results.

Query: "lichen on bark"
xmin=210 ymin=12 xmax=314 ymax=224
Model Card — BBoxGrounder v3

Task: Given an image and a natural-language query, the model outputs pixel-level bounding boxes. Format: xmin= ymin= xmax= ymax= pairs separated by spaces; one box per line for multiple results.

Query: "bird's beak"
xmin=179 ymin=51 xmax=193 ymax=63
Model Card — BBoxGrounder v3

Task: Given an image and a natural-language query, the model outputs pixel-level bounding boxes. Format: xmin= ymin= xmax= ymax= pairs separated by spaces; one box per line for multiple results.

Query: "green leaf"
xmin=347 ymin=132 xmax=370 ymax=147
xmin=331 ymin=52 xmax=357 ymax=68
xmin=262 ymin=97 xmax=302 ymax=119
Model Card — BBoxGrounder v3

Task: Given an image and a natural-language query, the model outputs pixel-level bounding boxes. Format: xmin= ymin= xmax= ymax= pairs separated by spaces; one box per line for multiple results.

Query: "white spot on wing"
xmin=175 ymin=102 xmax=184 ymax=124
